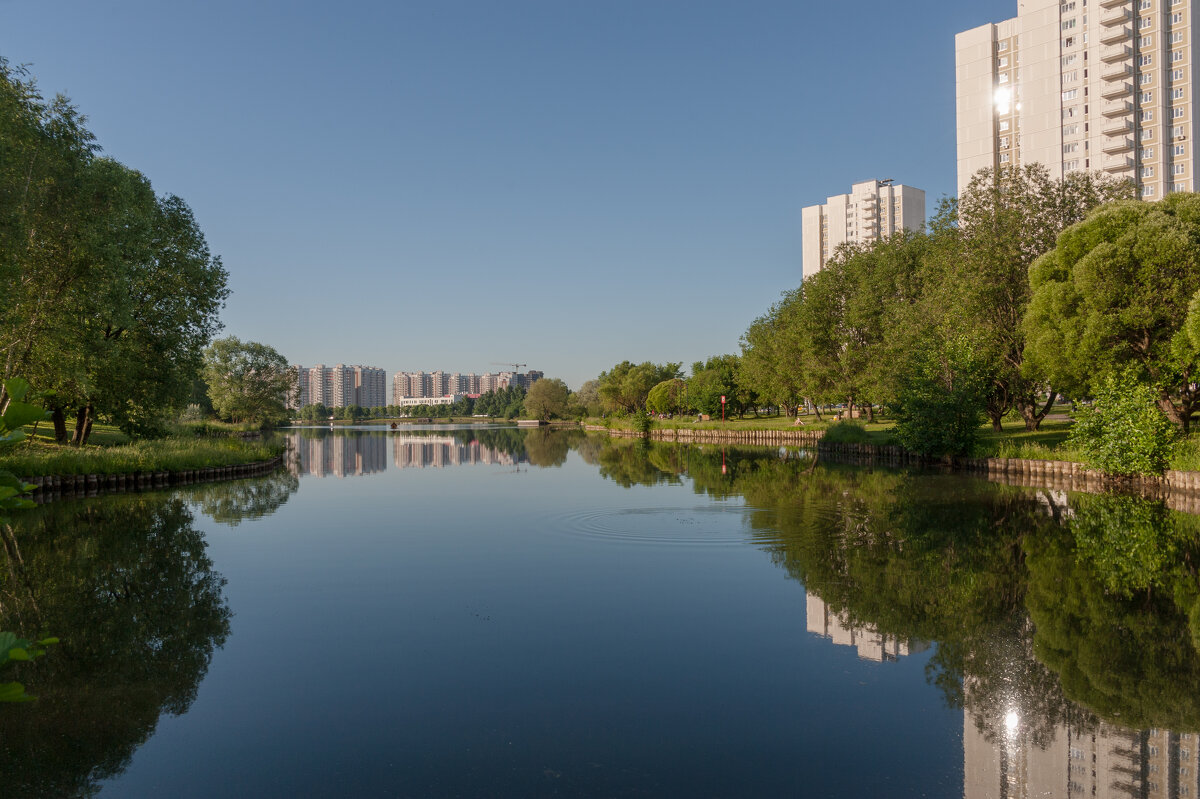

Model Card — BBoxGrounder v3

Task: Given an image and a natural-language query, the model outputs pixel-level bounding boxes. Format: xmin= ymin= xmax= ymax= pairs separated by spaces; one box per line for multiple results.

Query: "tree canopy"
xmin=202 ymin=337 xmax=295 ymax=426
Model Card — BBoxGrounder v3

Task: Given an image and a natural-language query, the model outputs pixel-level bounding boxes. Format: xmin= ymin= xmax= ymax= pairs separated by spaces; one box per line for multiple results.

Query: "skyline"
xmin=2 ymin=0 xmax=1016 ymax=388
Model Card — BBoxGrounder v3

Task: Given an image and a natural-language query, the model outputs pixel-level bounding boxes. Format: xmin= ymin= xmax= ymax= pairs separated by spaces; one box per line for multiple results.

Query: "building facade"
xmin=800 ymin=179 xmax=926 ymax=278
xmin=956 ymin=0 xmax=1197 ymax=199
xmin=291 ymin=364 xmax=385 ymax=409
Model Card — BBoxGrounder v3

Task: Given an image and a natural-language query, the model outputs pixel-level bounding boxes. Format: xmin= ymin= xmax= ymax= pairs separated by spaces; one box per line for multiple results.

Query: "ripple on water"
xmin=551 ymin=505 xmax=751 ymax=547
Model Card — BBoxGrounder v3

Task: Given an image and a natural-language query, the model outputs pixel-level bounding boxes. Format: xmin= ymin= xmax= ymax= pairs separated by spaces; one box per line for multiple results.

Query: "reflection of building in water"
xmin=964 ymin=688 xmax=1200 ymax=798
xmin=291 ymin=435 xmax=388 ymax=478
xmin=391 ymin=436 xmax=519 ymax=469
xmin=805 ymin=592 xmax=927 ymax=662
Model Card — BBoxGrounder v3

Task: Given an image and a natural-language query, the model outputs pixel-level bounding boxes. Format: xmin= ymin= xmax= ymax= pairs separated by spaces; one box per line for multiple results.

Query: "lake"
xmin=2 ymin=426 xmax=1199 ymax=798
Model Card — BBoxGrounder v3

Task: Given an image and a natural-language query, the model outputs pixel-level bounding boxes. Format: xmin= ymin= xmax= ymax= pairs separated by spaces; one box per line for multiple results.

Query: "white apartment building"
xmin=292 ymin=364 xmax=385 ymax=409
xmin=800 ymin=180 xmax=926 ymax=278
xmin=956 ymin=0 xmax=1197 ymax=200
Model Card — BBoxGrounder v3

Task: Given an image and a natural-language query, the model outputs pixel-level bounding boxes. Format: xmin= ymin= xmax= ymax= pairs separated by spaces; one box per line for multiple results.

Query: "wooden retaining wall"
xmin=21 ymin=453 xmax=288 ymax=504
xmin=585 ymin=426 xmax=1200 ymax=503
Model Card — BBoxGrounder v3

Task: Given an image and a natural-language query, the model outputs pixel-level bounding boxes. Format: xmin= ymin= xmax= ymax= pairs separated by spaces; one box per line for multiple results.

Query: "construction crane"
xmin=491 ymin=362 xmax=527 ymax=373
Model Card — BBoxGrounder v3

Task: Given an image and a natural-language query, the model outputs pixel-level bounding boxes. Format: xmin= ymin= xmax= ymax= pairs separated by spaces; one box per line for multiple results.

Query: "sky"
xmin=1 ymin=0 xmax=1015 ymax=390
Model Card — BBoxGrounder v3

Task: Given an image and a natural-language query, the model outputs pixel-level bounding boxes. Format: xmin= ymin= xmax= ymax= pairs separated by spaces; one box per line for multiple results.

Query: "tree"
xmin=524 ymin=378 xmax=569 ymax=421
xmin=646 ymin=379 xmax=688 ymax=415
xmin=202 ymin=337 xmax=295 ymax=426
xmin=573 ymin=380 xmax=602 ymax=417
xmin=597 ymin=361 xmax=682 ymax=413
xmin=1066 ymin=371 xmax=1178 ymax=476
xmin=688 ymin=355 xmax=744 ymax=417
xmin=953 ymin=164 xmax=1133 ymax=431
xmin=1024 ymin=195 xmax=1200 ymax=431
xmin=891 ymin=333 xmax=991 ymax=457
xmin=739 ymin=291 xmax=805 ymax=416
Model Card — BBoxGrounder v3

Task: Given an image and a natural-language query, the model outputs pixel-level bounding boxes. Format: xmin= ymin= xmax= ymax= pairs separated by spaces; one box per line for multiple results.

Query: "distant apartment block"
xmin=956 ymin=0 xmax=1198 ymax=200
xmin=801 ymin=179 xmax=926 ymax=278
xmin=291 ymin=364 xmax=386 ymax=409
xmin=391 ymin=370 xmax=542 ymax=404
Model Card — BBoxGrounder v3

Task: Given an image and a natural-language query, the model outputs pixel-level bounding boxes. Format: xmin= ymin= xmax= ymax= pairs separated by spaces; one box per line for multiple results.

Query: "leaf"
xmin=36 ymin=637 xmax=59 ymax=646
xmin=1 ymin=400 xmax=49 ymax=431
xmin=2 ymin=378 xmax=30 ymax=404
xmin=0 ymin=682 xmax=33 ymax=702
xmin=6 ymin=648 xmax=29 ymax=661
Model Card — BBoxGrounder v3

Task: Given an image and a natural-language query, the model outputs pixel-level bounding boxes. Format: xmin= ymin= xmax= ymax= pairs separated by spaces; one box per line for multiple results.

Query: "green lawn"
xmin=1 ymin=434 xmax=284 ymax=476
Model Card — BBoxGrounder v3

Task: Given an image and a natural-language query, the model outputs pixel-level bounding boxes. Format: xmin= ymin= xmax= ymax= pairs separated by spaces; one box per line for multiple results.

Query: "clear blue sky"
xmin=2 ymin=0 xmax=1013 ymax=389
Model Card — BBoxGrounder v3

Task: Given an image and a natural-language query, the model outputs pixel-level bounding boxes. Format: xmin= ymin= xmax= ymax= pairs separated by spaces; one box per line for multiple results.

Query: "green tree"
xmin=524 ymin=378 xmax=569 ymax=421
xmin=646 ymin=378 xmax=688 ymax=415
xmin=1024 ymin=195 xmax=1200 ymax=431
xmin=891 ymin=333 xmax=991 ymax=457
xmin=597 ymin=361 xmax=682 ymax=413
xmin=953 ymin=164 xmax=1133 ymax=431
xmin=202 ymin=337 xmax=296 ymax=426
xmin=739 ymin=290 xmax=805 ymax=416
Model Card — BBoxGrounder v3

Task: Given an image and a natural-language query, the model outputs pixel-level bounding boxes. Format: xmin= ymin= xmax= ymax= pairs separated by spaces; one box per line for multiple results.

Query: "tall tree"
xmin=524 ymin=378 xmax=569 ymax=421
xmin=1023 ymin=195 xmax=1200 ymax=431
xmin=202 ymin=337 xmax=295 ymax=426
xmin=953 ymin=164 xmax=1133 ymax=430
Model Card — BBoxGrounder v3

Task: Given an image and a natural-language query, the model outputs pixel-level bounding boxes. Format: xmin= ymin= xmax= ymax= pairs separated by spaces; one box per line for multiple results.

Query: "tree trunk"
xmin=865 ymin=404 xmax=875 ymax=423
xmin=988 ymin=410 xmax=1004 ymax=432
xmin=1016 ymin=391 xmax=1058 ymax=432
xmin=51 ymin=406 xmax=68 ymax=444
xmin=70 ymin=404 xmax=92 ymax=446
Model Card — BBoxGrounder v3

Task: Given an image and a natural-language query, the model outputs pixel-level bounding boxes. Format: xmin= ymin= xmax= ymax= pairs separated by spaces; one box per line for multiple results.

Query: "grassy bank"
xmin=588 ymin=414 xmax=1200 ymax=473
xmin=0 ymin=436 xmax=285 ymax=477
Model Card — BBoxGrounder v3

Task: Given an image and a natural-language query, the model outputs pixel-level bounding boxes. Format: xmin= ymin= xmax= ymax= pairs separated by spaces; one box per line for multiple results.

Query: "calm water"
xmin=3 ymin=426 xmax=1200 ymax=798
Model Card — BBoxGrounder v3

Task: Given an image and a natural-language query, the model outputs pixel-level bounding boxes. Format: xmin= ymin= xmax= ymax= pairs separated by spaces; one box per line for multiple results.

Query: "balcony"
xmin=1102 ymin=117 xmax=1134 ymax=136
xmin=1102 ymin=136 xmax=1134 ymax=154
xmin=1102 ymin=98 xmax=1134 ymax=117
xmin=1101 ymin=25 xmax=1133 ymax=44
xmin=1101 ymin=80 xmax=1133 ymax=99
xmin=1100 ymin=0 xmax=1128 ymax=7
xmin=1103 ymin=153 xmax=1135 ymax=173
xmin=1101 ymin=61 xmax=1133 ymax=81
xmin=1100 ymin=6 xmax=1132 ymax=26
xmin=1100 ymin=43 xmax=1132 ymax=62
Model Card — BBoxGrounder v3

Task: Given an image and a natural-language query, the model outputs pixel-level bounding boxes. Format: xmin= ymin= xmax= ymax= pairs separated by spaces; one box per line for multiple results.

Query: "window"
xmin=1143 ymin=147 xmax=1156 ymax=158
xmin=1063 ymin=54 xmax=1078 ymax=67
xmin=1175 ymin=106 xmax=1186 ymax=118
xmin=1174 ymin=87 xmax=1186 ymax=99
xmin=1173 ymin=31 xmax=1186 ymax=43
xmin=1173 ymin=69 xmax=1186 ymax=80
xmin=1177 ymin=163 xmax=1189 ymax=175
xmin=1065 ymin=124 xmax=1079 ymax=135
xmin=1000 ymin=73 xmax=1010 ymax=83
xmin=1143 ymin=109 xmax=1155 ymax=121
xmin=998 ymin=40 xmax=1009 ymax=51
xmin=1143 ymin=73 xmax=1155 ymax=85
xmin=1062 ymin=1 xmax=1076 ymax=10
xmin=1142 ymin=16 xmax=1154 ymax=29
xmin=1144 ymin=128 xmax=1156 ymax=140
xmin=1174 ymin=50 xmax=1186 ymax=62
xmin=1064 ymin=89 xmax=1079 ymax=100
xmin=1064 ymin=142 xmax=1079 ymax=153
xmin=1143 ymin=91 xmax=1155 ymax=103
xmin=1141 ymin=0 xmax=1152 ymax=8
xmin=1175 ymin=143 xmax=1186 ymax=155
xmin=1142 ymin=54 xmax=1154 ymax=66
xmin=1064 ymin=106 xmax=1078 ymax=118
xmin=999 ymin=56 xmax=1009 ymax=67
xmin=1000 ymin=120 xmax=1010 ymax=131
xmin=1174 ymin=124 xmax=1187 ymax=136
xmin=1144 ymin=184 xmax=1157 ymax=196
xmin=1064 ymin=70 xmax=1079 ymax=82
xmin=1144 ymin=166 xmax=1156 ymax=177
xmin=1143 ymin=35 xmax=1155 ymax=47
xmin=1001 ymin=136 xmax=1011 ymax=148
xmin=1064 ymin=159 xmax=1080 ymax=170
xmin=999 ymin=152 xmax=1011 ymax=163
xmin=1063 ymin=18 xmax=1076 ymax=30
xmin=1064 ymin=35 xmax=1076 ymax=47
xmin=1172 ymin=12 xmax=1183 ymax=23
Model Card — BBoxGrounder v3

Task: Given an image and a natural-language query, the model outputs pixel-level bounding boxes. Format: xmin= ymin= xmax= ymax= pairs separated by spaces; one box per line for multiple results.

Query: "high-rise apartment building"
xmin=292 ymin=364 xmax=385 ymax=409
xmin=956 ymin=0 xmax=1197 ymax=199
xmin=800 ymin=180 xmax=926 ymax=278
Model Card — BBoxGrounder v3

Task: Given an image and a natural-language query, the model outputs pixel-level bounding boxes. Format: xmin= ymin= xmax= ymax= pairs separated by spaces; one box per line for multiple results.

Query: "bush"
xmin=1068 ymin=371 xmax=1178 ymax=476
xmin=892 ymin=336 xmax=990 ymax=457
xmin=822 ymin=421 xmax=873 ymax=444
xmin=632 ymin=410 xmax=652 ymax=435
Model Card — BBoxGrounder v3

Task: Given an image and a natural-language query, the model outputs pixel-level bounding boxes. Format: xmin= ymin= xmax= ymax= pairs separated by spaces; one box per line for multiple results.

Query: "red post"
xmin=721 ymin=395 xmax=726 ymax=422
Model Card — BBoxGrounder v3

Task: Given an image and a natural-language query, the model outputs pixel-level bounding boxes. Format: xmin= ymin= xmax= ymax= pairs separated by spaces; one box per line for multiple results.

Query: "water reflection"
xmin=0 ymin=494 xmax=230 ymax=796
xmin=285 ymin=427 xmax=584 ymax=477
xmin=575 ymin=435 xmax=1200 ymax=796
xmin=180 ymin=469 xmax=299 ymax=527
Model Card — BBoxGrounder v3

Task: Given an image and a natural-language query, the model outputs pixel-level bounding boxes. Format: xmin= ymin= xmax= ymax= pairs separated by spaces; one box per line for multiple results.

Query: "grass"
xmin=0 ymin=436 xmax=285 ymax=477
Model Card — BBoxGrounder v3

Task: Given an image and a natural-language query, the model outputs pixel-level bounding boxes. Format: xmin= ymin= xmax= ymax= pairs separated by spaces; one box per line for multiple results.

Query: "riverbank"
xmin=588 ymin=423 xmax=1200 ymax=502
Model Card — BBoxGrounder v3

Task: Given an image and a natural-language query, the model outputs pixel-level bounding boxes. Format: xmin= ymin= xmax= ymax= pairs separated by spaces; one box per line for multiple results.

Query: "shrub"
xmin=1068 ymin=371 xmax=1178 ymax=476
xmin=632 ymin=410 xmax=652 ymax=435
xmin=892 ymin=336 xmax=990 ymax=457
xmin=822 ymin=421 xmax=873 ymax=444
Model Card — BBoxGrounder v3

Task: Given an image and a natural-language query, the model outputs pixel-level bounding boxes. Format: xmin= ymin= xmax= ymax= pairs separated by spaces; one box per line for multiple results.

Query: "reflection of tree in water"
xmin=522 ymin=428 xmax=583 ymax=468
xmin=0 ymin=494 xmax=231 ymax=796
xmin=182 ymin=469 xmax=300 ymax=526
xmin=576 ymin=438 xmax=1200 ymax=740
